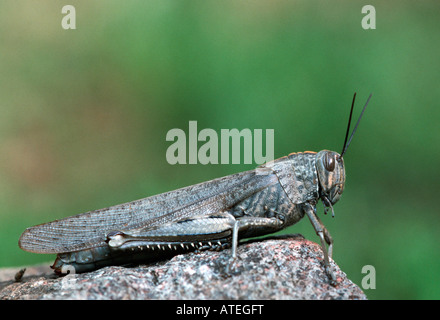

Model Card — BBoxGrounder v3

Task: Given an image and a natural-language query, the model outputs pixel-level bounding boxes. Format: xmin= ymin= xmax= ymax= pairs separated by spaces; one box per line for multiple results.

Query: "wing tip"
xmin=18 ymin=226 xmax=56 ymax=254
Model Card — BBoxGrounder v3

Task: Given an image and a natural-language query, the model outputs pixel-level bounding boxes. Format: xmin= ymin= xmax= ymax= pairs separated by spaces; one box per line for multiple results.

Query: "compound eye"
xmin=324 ymin=153 xmax=335 ymax=172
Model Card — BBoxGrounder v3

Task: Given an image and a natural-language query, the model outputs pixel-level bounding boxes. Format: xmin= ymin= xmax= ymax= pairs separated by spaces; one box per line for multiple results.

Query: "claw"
xmin=225 ymin=255 xmax=237 ymax=274
xmin=326 ymin=265 xmax=338 ymax=287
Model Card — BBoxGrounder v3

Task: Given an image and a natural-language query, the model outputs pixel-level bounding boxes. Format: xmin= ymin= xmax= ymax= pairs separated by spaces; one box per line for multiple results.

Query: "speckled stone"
xmin=0 ymin=235 xmax=366 ymax=300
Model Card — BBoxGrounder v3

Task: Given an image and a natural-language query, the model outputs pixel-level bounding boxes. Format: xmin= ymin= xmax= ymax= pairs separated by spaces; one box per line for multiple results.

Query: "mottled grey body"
xmin=19 ymin=151 xmax=342 ymax=282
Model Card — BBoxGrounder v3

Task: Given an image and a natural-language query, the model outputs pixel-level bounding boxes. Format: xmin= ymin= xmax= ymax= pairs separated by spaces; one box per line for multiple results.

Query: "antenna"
xmin=340 ymin=93 xmax=372 ymax=157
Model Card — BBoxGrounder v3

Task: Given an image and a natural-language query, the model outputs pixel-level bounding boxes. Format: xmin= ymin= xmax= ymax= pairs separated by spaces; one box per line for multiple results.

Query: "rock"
xmin=0 ymin=235 xmax=366 ymax=300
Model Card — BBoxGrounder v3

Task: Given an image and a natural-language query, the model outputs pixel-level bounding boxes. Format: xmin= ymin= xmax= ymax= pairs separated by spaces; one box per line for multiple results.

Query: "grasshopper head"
xmin=316 ymin=150 xmax=345 ymax=205
xmin=315 ymin=93 xmax=371 ymax=211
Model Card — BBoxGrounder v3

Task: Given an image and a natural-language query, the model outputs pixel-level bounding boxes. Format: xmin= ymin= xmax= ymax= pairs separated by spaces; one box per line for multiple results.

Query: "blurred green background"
xmin=0 ymin=1 xmax=439 ymax=300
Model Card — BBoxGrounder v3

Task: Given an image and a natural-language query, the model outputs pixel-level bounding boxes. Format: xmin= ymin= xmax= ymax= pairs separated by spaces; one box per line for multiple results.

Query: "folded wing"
xmin=19 ymin=169 xmax=278 ymax=254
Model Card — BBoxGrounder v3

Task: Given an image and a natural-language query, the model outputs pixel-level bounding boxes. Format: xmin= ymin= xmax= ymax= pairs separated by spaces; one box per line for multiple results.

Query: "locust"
xmin=19 ymin=93 xmax=371 ymax=284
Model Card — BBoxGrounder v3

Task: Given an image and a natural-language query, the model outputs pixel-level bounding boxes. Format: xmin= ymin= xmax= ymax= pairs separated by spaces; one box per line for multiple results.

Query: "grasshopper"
xmin=19 ymin=93 xmax=371 ymax=284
